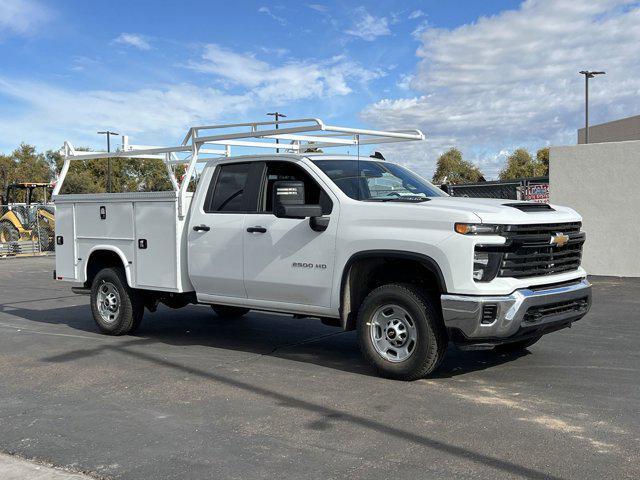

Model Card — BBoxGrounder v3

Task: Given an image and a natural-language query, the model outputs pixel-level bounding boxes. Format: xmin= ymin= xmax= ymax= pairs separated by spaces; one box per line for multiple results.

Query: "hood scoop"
xmin=503 ymin=202 xmax=555 ymax=212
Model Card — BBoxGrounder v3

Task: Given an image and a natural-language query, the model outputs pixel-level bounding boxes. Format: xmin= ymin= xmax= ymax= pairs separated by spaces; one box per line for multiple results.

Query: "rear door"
xmin=243 ymin=160 xmax=339 ymax=307
xmin=188 ymin=162 xmax=260 ymax=299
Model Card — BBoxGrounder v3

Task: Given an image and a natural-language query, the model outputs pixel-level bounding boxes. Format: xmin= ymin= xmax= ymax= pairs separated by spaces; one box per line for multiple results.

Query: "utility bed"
xmin=54 ymin=191 xmax=193 ymax=292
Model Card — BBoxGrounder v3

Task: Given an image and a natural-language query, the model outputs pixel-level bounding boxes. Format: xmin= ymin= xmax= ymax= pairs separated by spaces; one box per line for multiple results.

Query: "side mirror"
xmin=273 ymin=181 xmax=321 ymax=219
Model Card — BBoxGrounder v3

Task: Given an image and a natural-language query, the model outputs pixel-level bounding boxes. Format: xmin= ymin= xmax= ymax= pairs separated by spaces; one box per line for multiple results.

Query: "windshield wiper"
xmin=364 ymin=197 xmax=430 ymax=203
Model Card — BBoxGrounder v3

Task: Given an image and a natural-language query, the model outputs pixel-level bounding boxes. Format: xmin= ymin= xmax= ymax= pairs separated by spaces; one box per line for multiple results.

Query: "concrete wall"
xmin=578 ymin=114 xmax=640 ymax=144
xmin=550 ymin=141 xmax=640 ymax=277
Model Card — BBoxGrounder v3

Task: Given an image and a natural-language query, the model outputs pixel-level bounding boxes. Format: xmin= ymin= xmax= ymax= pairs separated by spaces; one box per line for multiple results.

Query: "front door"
xmin=188 ymin=162 xmax=256 ymax=299
xmin=243 ymin=160 xmax=338 ymax=307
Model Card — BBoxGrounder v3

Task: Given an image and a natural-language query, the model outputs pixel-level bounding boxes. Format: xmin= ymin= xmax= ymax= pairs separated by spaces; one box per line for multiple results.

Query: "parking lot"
xmin=0 ymin=256 xmax=638 ymax=479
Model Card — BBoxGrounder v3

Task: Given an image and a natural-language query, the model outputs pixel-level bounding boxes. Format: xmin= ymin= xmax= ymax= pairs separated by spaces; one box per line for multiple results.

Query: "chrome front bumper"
xmin=441 ymin=279 xmax=592 ymax=340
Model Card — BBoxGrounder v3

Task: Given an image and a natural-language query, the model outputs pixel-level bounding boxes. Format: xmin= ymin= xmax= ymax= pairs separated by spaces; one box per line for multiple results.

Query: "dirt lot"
xmin=0 ymin=256 xmax=638 ymax=479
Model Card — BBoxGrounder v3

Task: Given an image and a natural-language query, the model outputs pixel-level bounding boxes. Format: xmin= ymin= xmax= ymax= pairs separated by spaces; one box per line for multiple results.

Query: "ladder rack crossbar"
xmin=56 ymin=117 xmax=426 ymax=217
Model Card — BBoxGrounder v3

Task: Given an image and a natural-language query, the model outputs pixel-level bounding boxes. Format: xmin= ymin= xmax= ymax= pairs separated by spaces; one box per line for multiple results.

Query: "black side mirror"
xmin=273 ymin=181 xmax=322 ymax=219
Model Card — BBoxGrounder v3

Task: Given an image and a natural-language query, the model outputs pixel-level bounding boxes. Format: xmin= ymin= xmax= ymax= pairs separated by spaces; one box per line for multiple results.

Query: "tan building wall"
xmin=578 ymin=115 xmax=640 ymax=144
xmin=550 ymin=140 xmax=640 ymax=277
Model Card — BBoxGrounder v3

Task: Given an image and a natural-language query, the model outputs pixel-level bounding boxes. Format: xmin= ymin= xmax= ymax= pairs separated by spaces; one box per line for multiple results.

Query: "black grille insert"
xmin=481 ymin=304 xmax=498 ymax=324
xmin=523 ymin=297 xmax=589 ymax=324
xmin=477 ymin=222 xmax=584 ymax=279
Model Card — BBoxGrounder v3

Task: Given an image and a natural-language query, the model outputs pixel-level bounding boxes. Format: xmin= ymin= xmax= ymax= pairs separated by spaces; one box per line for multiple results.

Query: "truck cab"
xmin=54 ymin=119 xmax=592 ymax=380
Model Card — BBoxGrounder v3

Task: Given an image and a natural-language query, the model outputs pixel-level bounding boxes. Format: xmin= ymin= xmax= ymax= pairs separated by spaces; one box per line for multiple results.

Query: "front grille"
xmin=477 ymin=222 xmax=585 ymax=279
xmin=523 ymin=297 xmax=589 ymax=324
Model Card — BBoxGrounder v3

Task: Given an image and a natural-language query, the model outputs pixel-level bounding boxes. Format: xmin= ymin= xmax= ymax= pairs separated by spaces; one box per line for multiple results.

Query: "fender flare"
xmin=85 ymin=245 xmax=134 ymax=287
xmin=338 ymin=249 xmax=448 ymax=328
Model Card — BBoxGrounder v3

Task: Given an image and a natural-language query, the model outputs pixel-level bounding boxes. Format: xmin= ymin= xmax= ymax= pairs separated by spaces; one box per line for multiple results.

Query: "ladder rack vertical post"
xmin=166 ymin=153 xmax=180 ymax=191
xmin=179 ymin=141 xmax=200 ymax=218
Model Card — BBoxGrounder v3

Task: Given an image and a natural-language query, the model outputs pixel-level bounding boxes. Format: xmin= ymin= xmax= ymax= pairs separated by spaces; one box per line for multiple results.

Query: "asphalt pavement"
xmin=0 ymin=256 xmax=638 ymax=479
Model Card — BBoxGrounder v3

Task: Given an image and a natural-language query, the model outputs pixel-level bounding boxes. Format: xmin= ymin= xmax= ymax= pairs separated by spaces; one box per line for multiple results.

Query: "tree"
xmin=50 ymin=149 xmax=180 ymax=194
xmin=536 ymin=147 xmax=549 ymax=176
xmin=432 ymin=147 xmax=485 ymax=185
xmin=0 ymin=144 xmax=54 ymax=204
xmin=0 ymin=143 xmax=189 ymax=199
xmin=499 ymin=148 xmax=547 ymax=180
xmin=0 ymin=154 xmax=13 ymax=204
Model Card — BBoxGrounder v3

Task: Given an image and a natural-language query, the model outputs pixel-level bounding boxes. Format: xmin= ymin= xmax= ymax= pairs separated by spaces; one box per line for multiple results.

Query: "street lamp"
xmin=97 ymin=130 xmax=119 ymax=192
xmin=267 ymin=112 xmax=287 ymax=153
xmin=578 ymin=70 xmax=605 ymax=144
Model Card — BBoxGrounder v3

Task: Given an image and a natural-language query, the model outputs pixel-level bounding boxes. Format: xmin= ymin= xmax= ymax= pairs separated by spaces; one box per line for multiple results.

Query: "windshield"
xmin=313 ymin=159 xmax=446 ymax=202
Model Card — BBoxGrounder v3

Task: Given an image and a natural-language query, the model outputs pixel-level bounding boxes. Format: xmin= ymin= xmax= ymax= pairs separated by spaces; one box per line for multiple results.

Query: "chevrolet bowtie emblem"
xmin=550 ymin=233 xmax=569 ymax=247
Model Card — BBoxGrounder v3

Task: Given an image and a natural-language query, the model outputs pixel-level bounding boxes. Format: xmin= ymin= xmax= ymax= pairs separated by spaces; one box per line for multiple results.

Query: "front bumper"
xmin=441 ymin=279 xmax=592 ymax=342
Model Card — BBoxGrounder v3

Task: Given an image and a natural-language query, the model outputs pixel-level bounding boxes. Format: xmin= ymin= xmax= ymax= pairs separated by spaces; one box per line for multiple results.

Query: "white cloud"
xmin=0 ymin=0 xmax=51 ymax=36
xmin=345 ymin=7 xmax=391 ymax=41
xmin=362 ymin=0 xmax=640 ymax=179
xmin=190 ymin=44 xmax=384 ymax=102
xmin=0 ymin=77 xmax=252 ymax=150
xmin=0 ymin=45 xmax=384 ymax=151
xmin=258 ymin=6 xmax=286 ymax=25
xmin=408 ymin=10 xmax=425 ymax=20
xmin=396 ymin=73 xmax=414 ymax=91
xmin=113 ymin=33 xmax=151 ymax=50
xmin=260 ymin=46 xmax=289 ymax=57
xmin=307 ymin=4 xmax=328 ymax=13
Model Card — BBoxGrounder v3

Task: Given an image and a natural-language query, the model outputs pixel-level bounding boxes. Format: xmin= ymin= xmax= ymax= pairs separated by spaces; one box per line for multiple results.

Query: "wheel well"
xmin=340 ymin=253 xmax=445 ymax=331
xmin=85 ymin=250 xmax=126 ymax=288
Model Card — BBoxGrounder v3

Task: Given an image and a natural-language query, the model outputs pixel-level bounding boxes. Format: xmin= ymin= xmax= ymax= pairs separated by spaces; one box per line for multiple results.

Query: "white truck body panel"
xmin=54 ymin=192 xmax=193 ymax=293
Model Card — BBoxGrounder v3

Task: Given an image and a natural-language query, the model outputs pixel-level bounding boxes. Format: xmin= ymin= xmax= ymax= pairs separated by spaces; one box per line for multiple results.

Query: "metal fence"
xmin=445 ymin=177 xmax=549 ymax=201
xmin=0 ymin=203 xmax=55 ymax=257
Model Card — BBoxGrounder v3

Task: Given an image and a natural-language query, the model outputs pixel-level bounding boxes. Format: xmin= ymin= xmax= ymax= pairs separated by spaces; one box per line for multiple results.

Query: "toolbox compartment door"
xmin=54 ymin=203 xmax=76 ymax=280
xmin=134 ymin=201 xmax=178 ymax=290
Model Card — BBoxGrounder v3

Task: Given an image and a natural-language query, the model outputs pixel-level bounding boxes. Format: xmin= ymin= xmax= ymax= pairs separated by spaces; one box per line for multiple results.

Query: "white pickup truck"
xmin=53 ymin=118 xmax=592 ymax=380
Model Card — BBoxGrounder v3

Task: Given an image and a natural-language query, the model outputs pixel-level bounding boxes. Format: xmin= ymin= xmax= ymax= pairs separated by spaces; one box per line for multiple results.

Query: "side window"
xmin=205 ymin=163 xmax=251 ymax=213
xmin=261 ymin=161 xmax=333 ymax=215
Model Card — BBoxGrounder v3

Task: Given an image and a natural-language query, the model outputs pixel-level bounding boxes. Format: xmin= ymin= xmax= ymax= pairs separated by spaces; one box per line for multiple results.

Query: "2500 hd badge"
xmin=292 ymin=262 xmax=327 ymax=269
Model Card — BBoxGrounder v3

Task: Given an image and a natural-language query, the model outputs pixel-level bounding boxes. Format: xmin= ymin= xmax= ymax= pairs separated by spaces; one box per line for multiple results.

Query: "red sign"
xmin=523 ymin=184 xmax=550 ymax=203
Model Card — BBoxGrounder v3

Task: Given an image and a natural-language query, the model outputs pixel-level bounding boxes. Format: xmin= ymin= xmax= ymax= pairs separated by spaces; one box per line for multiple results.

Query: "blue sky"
xmin=1 ymin=0 xmax=639 ymax=178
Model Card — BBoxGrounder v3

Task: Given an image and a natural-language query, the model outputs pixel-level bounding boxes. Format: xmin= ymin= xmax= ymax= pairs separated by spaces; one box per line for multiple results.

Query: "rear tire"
xmin=493 ymin=335 xmax=542 ymax=353
xmin=357 ymin=284 xmax=447 ymax=381
xmin=211 ymin=305 xmax=250 ymax=318
xmin=38 ymin=224 xmax=53 ymax=252
xmin=0 ymin=220 xmax=19 ymax=243
xmin=90 ymin=267 xmax=143 ymax=335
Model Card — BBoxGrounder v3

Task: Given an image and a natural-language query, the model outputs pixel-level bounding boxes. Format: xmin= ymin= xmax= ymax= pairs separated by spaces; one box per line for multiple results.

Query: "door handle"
xmin=193 ymin=224 xmax=210 ymax=232
xmin=246 ymin=226 xmax=267 ymax=233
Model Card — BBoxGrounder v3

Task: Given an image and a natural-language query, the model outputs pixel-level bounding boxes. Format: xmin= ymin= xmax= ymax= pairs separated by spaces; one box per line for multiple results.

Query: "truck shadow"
xmin=1 ymin=301 xmax=558 ymax=480
xmin=1 ymin=300 xmax=529 ymax=379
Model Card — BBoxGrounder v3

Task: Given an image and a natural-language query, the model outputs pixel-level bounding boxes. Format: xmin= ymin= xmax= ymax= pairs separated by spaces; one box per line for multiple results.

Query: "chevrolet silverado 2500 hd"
xmin=53 ymin=118 xmax=592 ymax=380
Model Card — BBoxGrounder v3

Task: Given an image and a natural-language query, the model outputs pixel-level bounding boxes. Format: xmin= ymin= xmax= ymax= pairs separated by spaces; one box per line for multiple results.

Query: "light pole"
xmin=267 ymin=112 xmax=287 ymax=153
xmin=578 ymin=70 xmax=605 ymax=144
xmin=97 ymin=130 xmax=119 ymax=192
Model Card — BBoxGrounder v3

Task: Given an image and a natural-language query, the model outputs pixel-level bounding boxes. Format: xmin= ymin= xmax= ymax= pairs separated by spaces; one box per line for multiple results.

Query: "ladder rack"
xmin=55 ymin=117 xmax=425 ymax=217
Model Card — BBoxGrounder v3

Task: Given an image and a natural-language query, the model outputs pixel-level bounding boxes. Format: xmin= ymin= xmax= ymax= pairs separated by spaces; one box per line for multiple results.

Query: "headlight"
xmin=454 ymin=223 xmax=502 ymax=235
xmin=473 ymin=249 xmax=502 ymax=282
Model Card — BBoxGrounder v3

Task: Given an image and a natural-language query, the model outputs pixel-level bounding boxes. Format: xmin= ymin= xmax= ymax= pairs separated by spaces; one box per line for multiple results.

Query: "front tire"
xmin=90 ymin=267 xmax=143 ymax=335
xmin=357 ymin=284 xmax=447 ymax=381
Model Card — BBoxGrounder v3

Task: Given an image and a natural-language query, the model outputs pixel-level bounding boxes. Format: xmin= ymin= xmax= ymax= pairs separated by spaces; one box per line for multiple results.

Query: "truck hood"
xmin=425 ymin=197 xmax=581 ymax=224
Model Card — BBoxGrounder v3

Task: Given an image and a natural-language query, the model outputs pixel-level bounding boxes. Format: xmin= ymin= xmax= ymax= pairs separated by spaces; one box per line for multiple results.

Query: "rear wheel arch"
xmin=339 ymin=250 xmax=448 ymax=331
xmin=85 ymin=248 xmax=131 ymax=288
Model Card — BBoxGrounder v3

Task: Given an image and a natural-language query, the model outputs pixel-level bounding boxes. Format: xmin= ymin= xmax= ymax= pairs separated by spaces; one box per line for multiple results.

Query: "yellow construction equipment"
xmin=0 ymin=182 xmax=55 ymax=252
